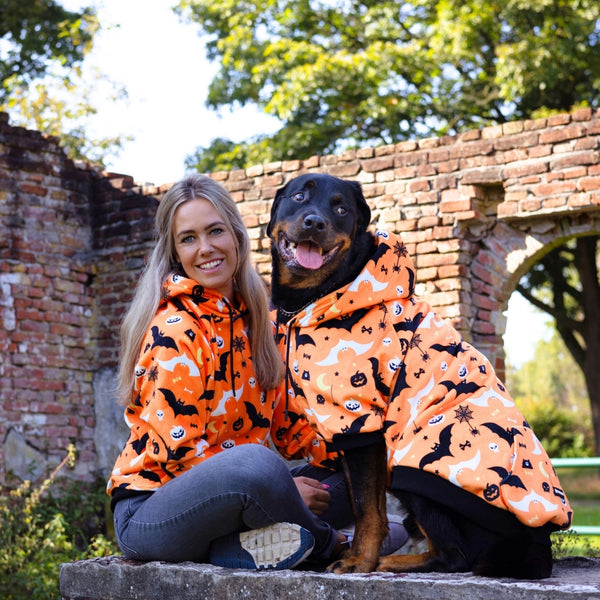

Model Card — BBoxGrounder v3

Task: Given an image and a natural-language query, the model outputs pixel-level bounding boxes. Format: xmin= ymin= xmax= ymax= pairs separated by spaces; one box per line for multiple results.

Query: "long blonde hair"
xmin=117 ymin=174 xmax=284 ymax=404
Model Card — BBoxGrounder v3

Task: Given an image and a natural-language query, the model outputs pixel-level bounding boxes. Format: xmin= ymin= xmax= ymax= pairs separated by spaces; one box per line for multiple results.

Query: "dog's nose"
xmin=303 ymin=214 xmax=326 ymax=233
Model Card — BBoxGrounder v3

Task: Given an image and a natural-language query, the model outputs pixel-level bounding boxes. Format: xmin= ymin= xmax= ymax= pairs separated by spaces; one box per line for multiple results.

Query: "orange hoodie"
xmin=276 ymin=230 xmax=572 ymax=531
xmin=109 ymin=273 xmax=325 ymax=496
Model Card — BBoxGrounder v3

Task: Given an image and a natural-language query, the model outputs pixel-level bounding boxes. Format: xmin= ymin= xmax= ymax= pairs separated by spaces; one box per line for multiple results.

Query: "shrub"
xmin=517 ymin=397 xmax=593 ymax=458
xmin=0 ymin=445 xmax=118 ymax=600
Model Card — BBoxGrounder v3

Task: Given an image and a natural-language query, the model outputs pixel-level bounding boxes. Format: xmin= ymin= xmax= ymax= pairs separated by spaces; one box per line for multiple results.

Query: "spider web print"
xmin=454 ymin=404 xmax=479 ymax=435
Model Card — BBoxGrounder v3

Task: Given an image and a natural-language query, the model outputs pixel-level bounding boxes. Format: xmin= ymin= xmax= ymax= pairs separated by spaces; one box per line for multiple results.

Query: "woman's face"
xmin=172 ymin=197 xmax=237 ymax=299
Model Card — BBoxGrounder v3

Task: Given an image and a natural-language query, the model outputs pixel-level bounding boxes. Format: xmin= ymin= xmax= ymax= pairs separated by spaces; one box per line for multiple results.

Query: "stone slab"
xmin=60 ymin=556 xmax=600 ymax=600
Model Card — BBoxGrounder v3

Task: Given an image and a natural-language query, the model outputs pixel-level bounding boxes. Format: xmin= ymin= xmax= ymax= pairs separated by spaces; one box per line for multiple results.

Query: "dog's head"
xmin=268 ymin=173 xmax=372 ymax=291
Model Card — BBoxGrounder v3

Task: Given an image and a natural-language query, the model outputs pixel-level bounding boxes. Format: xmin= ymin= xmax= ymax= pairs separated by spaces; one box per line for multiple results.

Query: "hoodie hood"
xmin=289 ymin=230 xmax=416 ymax=327
xmin=161 ymin=272 xmax=240 ymax=319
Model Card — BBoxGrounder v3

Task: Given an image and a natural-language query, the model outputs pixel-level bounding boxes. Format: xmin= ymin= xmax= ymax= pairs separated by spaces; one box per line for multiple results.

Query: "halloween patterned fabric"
xmin=109 ymin=273 xmax=326 ymax=496
xmin=276 ymin=230 xmax=572 ymax=531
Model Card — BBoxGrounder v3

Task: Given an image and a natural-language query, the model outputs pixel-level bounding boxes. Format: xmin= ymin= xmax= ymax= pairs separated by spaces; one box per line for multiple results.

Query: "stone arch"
xmin=467 ymin=209 xmax=600 ymax=373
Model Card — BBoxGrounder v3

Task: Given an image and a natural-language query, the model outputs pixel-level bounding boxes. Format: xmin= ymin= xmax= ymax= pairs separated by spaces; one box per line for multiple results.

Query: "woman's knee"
xmin=206 ymin=444 xmax=292 ymax=494
xmin=236 ymin=444 xmax=291 ymax=483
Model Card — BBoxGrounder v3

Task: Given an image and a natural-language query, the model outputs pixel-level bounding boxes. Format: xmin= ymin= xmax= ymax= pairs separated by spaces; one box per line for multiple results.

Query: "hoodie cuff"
xmin=325 ymin=430 xmax=385 ymax=452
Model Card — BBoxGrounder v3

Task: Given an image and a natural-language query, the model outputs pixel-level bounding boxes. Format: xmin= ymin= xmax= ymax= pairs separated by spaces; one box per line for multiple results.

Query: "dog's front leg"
xmin=327 ymin=440 xmax=388 ymax=574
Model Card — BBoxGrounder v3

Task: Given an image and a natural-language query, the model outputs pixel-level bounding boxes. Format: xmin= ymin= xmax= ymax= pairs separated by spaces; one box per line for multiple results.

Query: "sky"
xmin=64 ymin=0 xmax=280 ymax=186
xmin=62 ymin=0 xmax=551 ymax=366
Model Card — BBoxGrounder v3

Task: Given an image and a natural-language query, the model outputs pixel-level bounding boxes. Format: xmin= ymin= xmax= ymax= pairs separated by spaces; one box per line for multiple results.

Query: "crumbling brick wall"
xmin=1 ymin=108 xmax=599 ymax=483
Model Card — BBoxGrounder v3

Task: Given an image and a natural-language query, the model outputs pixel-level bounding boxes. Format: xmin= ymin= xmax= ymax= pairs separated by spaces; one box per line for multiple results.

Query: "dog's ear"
xmin=267 ymin=184 xmax=286 ymax=237
xmin=350 ymin=181 xmax=371 ymax=231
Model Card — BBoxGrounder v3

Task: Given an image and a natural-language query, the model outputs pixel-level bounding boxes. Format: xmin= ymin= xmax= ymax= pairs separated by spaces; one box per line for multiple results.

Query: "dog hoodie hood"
xmin=278 ymin=230 xmax=572 ymax=531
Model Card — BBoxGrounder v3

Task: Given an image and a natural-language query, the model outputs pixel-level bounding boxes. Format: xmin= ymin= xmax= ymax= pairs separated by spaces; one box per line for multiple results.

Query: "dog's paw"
xmin=375 ymin=555 xmax=396 ymax=572
xmin=326 ymin=556 xmax=378 ymax=574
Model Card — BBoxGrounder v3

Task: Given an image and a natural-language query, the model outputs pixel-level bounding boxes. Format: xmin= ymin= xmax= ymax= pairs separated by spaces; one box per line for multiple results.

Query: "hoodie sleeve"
xmin=270 ymin=386 xmax=337 ymax=467
xmin=113 ymin=312 xmax=211 ymax=486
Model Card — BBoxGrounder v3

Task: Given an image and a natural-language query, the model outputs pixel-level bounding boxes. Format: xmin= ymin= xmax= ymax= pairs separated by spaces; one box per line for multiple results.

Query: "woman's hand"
xmin=294 ymin=476 xmax=331 ymax=516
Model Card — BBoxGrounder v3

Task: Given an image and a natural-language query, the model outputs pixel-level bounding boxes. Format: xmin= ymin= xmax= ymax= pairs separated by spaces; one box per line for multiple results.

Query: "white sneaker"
xmin=209 ymin=522 xmax=315 ymax=570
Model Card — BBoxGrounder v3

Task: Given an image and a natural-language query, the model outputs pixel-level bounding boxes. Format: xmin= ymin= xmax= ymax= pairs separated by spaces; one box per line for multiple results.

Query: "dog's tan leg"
xmin=327 ymin=440 xmax=388 ymax=574
xmin=377 ymin=524 xmax=436 ymax=573
xmin=377 ymin=551 xmax=435 ymax=572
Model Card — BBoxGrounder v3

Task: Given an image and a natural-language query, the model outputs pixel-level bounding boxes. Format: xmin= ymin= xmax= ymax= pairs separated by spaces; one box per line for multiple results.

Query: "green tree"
xmin=0 ymin=0 xmax=97 ymax=97
xmin=176 ymin=0 xmax=600 ymax=171
xmin=178 ymin=0 xmax=600 ymax=455
xmin=507 ymin=328 xmax=593 ymax=458
xmin=0 ymin=0 xmax=129 ymax=164
xmin=516 ymin=236 xmax=600 ymax=455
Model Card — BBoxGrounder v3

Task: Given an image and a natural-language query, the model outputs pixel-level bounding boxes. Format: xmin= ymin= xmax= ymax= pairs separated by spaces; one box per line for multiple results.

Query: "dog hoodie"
xmin=276 ymin=230 xmax=572 ymax=532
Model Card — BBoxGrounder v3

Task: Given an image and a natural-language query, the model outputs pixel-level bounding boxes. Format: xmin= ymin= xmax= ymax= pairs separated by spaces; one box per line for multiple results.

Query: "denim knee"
xmin=219 ymin=444 xmax=295 ymax=500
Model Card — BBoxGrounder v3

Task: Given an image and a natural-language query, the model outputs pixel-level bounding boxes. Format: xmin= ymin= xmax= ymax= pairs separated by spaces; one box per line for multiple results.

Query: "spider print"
xmin=378 ymin=302 xmax=388 ymax=330
xmin=454 ymin=404 xmax=480 ymax=436
xmin=147 ymin=365 xmax=159 ymax=382
xmin=409 ymin=333 xmax=430 ymax=362
xmin=392 ymin=240 xmax=408 ymax=273
xmin=232 ymin=336 xmax=246 ymax=353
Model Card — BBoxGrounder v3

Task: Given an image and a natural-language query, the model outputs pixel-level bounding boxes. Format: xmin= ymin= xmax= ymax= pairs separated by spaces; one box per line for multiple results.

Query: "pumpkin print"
xmin=350 ymin=370 xmax=368 ymax=387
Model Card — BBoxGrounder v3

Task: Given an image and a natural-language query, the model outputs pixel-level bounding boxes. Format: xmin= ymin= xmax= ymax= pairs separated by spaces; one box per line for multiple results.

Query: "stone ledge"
xmin=60 ymin=556 xmax=600 ymax=600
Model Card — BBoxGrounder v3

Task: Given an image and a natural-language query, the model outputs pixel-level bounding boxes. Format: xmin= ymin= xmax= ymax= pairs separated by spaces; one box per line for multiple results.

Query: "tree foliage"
xmin=0 ymin=0 xmax=128 ymax=164
xmin=0 ymin=0 xmax=97 ymax=98
xmin=176 ymin=0 xmax=600 ymax=171
xmin=516 ymin=236 xmax=600 ymax=454
xmin=507 ymin=329 xmax=593 ymax=458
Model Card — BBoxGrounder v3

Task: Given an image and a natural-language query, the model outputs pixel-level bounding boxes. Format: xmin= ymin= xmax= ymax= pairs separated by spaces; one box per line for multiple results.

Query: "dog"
xmin=268 ymin=173 xmax=573 ymax=578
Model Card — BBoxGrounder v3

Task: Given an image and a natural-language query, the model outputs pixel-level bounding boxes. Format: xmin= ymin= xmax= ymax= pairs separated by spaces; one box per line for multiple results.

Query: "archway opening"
xmin=502 ymin=234 xmax=598 ymax=458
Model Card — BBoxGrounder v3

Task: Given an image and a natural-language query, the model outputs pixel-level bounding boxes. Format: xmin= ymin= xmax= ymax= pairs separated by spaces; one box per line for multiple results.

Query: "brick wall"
xmin=1 ymin=108 xmax=599 ymax=482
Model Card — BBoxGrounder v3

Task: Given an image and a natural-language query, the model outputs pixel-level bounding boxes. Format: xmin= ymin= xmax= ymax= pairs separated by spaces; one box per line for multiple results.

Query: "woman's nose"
xmin=197 ymin=236 xmax=213 ymax=255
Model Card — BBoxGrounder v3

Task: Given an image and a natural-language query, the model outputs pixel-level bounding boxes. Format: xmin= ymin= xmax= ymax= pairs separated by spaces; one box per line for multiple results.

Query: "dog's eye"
xmin=292 ymin=192 xmax=304 ymax=202
xmin=335 ymin=206 xmax=347 ymax=215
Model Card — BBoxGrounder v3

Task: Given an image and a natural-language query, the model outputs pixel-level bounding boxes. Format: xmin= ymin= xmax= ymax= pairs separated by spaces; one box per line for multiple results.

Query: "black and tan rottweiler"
xmin=268 ymin=173 xmax=572 ymax=578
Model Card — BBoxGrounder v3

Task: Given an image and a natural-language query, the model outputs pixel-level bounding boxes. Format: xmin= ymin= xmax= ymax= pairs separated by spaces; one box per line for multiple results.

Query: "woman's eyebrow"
xmin=175 ymin=220 xmax=226 ymax=239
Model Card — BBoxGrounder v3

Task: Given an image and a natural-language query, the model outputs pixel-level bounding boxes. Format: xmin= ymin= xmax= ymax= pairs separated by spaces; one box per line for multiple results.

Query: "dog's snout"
xmin=303 ymin=214 xmax=326 ymax=233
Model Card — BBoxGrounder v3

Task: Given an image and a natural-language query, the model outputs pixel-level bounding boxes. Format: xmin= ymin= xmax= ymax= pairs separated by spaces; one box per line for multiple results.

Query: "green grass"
xmin=551 ymin=468 xmax=600 ymax=558
xmin=570 ymin=500 xmax=600 ymax=525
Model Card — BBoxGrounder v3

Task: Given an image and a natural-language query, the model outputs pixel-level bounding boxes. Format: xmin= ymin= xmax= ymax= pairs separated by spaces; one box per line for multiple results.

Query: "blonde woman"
xmin=108 ymin=174 xmax=349 ymax=569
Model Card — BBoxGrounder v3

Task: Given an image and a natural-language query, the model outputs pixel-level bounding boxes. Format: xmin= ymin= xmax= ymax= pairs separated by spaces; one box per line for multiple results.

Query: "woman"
xmin=108 ymin=173 xmax=356 ymax=570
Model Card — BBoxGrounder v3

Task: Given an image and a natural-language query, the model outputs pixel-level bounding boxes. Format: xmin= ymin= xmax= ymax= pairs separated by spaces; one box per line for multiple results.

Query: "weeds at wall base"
xmin=552 ymin=530 xmax=600 ymax=559
xmin=0 ymin=445 xmax=118 ymax=600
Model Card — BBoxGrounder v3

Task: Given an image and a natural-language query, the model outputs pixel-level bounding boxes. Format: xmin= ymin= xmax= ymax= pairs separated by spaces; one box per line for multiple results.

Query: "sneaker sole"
xmin=240 ymin=523 xmax=314 ymax=570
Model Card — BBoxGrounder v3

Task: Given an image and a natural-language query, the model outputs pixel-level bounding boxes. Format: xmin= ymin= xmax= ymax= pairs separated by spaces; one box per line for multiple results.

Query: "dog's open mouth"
xmin=278 ymin=233 xmax=340 ymax=270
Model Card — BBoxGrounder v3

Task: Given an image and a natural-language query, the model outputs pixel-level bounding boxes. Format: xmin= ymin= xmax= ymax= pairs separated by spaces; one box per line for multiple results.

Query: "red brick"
xmin=578 ymin=177 xmax=600 ymax=191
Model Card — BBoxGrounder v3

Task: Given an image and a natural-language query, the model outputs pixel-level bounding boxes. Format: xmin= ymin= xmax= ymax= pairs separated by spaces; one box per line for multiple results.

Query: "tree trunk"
xmin=517 ymin=236 xmax=599 ymax=455
xmin=574 ymin=236 xmax=600 ymax=455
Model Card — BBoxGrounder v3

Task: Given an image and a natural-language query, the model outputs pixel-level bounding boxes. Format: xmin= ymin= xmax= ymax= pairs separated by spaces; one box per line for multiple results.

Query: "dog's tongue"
xmin=296 ymin=241 xmax=324 ymax=270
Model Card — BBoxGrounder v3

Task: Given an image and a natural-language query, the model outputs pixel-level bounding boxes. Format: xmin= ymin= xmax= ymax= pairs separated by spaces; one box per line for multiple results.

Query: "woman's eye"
xmin=181 ymin=234 xmax=195 ymax=243
xmin=292 ymin=192 xmax=304 ymax=202
xmin=210 ymin=227 xmax=224 ymax=235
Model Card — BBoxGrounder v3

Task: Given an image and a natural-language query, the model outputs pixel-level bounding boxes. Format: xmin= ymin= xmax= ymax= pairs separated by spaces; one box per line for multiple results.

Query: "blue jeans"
xmin=113 ymin=444 xmax=351 ymax=564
